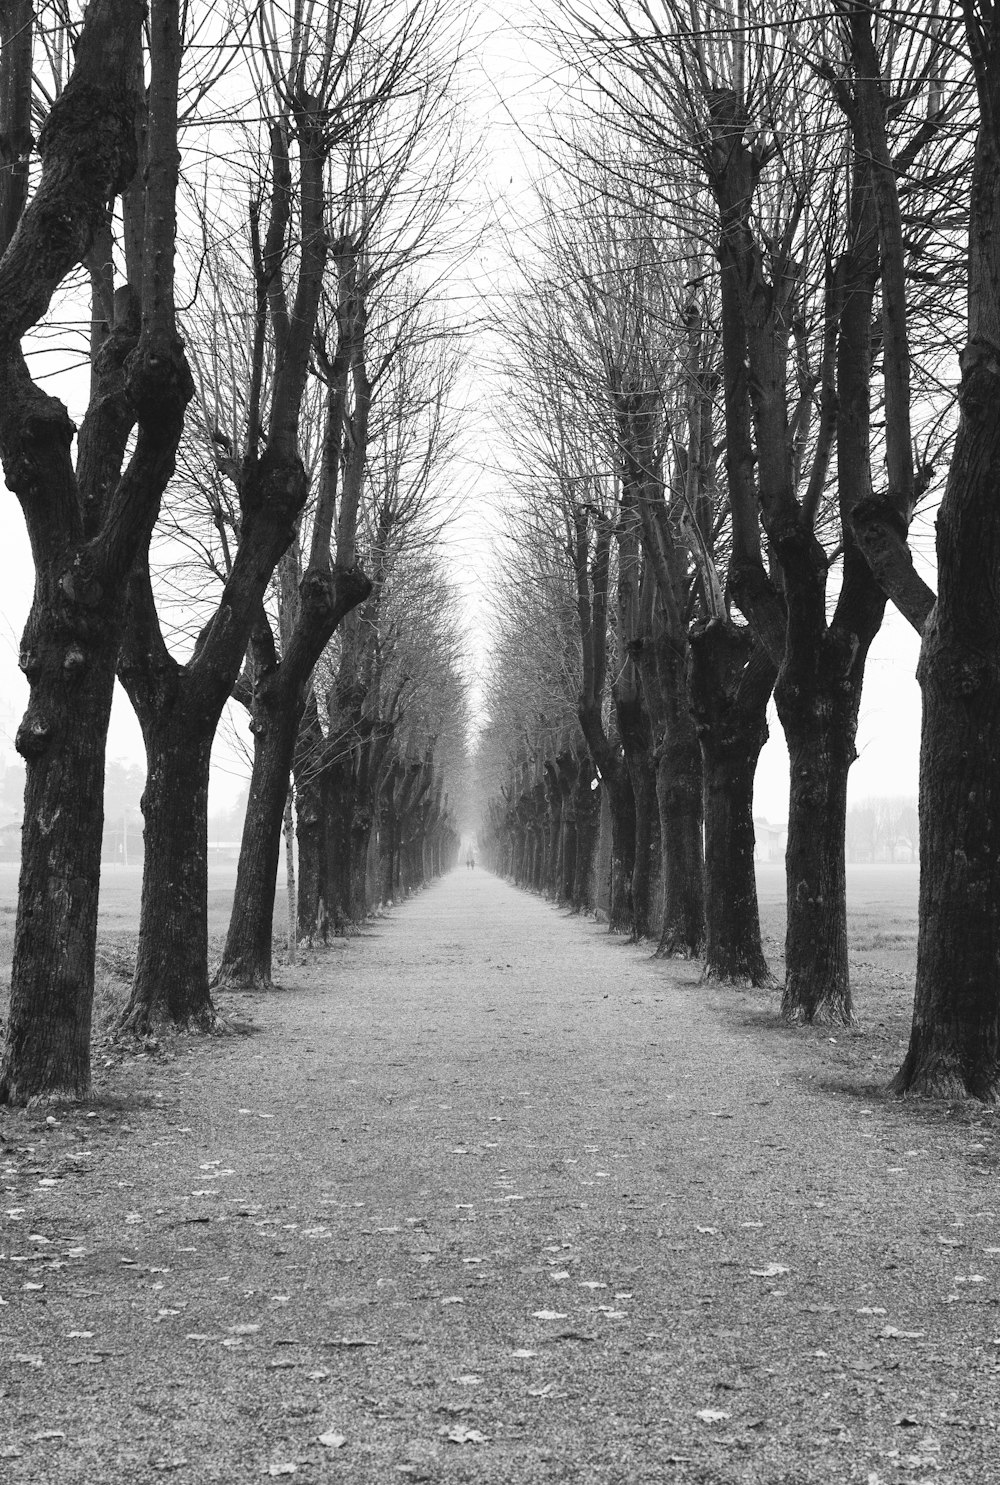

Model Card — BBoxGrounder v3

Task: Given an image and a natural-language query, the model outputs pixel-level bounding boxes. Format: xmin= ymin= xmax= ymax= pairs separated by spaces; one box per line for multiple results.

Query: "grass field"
xmin=0 ymin=862 xmax=922 ymax=1076
xmin=0 ymin=862 xmax=293 ymax=1034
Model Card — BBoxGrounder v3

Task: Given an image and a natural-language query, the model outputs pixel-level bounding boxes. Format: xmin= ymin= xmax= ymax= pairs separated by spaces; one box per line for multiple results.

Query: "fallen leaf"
xmin=749 ymin=1264 xmax=789 ymax=1278
xmin=230 ymin=1324 xmax=260 ymax=1335
xmin=695 ymin=1409 xmax=731 ymax=1423
xmin=880 ymin=1327 xmax=925 ymax=1339
xmin=531 ymin=1310 xmax=567 ymax=1320
xmin=696 ymin=1226 xmax=719 ymax=1235
xmin=510 ymin=1349 xmax=536 ymax=1358
xmin=31 ymin=1431 xmax=66 ymax=1442
xmin=527 ymin=1383 xmax=557 ymax=1397
xmin=857 ymin=1307 xmax=887 ymax=1315
xmin=446 ymin=1427 xmax=488 ymax=1445
xmin=317 ymin=1432 xmax=346 ymax=1449
xmin=440 ymin=1296 xmax=464 ymax=1305
xmin=268 ymin=1466 xmax=297 ymax=1477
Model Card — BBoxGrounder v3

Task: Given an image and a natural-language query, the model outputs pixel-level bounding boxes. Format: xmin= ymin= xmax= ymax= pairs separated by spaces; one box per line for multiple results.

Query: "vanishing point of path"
xmin=2 ymin=871 xmax=999 ymax=1484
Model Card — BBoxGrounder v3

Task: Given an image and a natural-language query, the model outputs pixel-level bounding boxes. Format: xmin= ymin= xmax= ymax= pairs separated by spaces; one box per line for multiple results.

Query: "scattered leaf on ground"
xmin=446 ymin=1427 xmax=488 ymax=1445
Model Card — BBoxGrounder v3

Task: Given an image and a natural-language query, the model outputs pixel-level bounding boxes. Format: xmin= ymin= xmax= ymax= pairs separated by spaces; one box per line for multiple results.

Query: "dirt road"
xmin=1 ymin=869 xmax=997 ymax=1483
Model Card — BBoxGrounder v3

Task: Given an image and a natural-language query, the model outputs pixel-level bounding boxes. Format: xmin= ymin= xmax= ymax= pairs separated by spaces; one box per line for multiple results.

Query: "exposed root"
xmin=655 ymin=934 xmax=704 ymax=960
xmin=211 ymin=965 xmax=274 ymax=994
xmin=780 ymin=997 xmax=855 ymax=1028
xmin=700 ymin=963 xmax=778 ymax=991
xmin=114 ymin=998 xmax=223 ymax=1045
xmin=890 ymin=1051 xmax=1000 ymax=1103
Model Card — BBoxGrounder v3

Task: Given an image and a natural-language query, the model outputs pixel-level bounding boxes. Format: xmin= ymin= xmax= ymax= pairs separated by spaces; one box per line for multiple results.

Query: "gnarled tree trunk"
xmin=689 ymin=618 xmax=775 ymax=985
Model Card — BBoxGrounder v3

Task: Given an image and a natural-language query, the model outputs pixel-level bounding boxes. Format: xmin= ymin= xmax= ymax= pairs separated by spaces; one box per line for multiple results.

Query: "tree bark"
xmin=652 ymin=639 xmax=705 ymax=959
xmin=571 ymin=758 xmax=601 ymax=911
xmin=0 ymin=620 xmax=119 ymax=1100
xmin=215 ymin=563 xmax=370 ymax=987
xmin=618 ymin=694 xmax=659 ymax=940
xmin=119 ymin=718 xmax=215 ymax=1034
xmin=689 ymin=618 xmax=775 ymax=985
xmin=0 ymin=0 xmax=193 ymax=1102
xmin=294 ymin=692 xmax=326 ymax=942
xmin=893 ymin=116 xmax=1000 ymax=1095
xmin=215 ymin=699 xmax=299 ymax=989
xmin=775 ymin=599 xmax=861 ymax=1025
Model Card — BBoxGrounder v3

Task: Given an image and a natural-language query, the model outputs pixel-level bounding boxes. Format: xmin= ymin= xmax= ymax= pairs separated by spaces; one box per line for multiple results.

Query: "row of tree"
xmin=0 ymin=0 xmax=471 ymax=1104
xmin=478 ymin=0 xmax=1000 ymax=1099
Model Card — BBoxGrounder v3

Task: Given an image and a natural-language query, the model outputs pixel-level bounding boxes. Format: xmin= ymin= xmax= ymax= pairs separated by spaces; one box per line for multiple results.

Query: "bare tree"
xmin=848 ymin=1 xmax=1000 ymax=1098
xmin=559 ymin=0 xmax=964 ymax=1021
xmin=114 ymin=0 xmax=450 ymax=1033
xmin=293 ymin=301 xmax=466 ymax=934
xmin=0 ymin=0 xmax=194 ymax=1102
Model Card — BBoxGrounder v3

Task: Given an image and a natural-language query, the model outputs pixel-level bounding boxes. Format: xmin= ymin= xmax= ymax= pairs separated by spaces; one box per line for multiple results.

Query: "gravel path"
xmin=1 ymin=868 xmax=998 ymax=1484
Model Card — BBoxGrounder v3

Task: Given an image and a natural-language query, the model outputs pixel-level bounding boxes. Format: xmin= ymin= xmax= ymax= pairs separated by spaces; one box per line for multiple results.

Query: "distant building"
xmin=753 ymin=816 xmax=787 ymax=862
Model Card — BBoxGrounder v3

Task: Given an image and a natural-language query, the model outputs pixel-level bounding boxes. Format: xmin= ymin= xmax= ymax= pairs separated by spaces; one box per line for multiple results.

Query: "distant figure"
xmin=466 ymin=849 xmax=474 ymax=869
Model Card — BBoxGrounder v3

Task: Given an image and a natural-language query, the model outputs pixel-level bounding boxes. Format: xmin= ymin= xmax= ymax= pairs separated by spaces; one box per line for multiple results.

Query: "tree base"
xmin=655 ymin=932 xmax=704 ymax=960
xmin=212 ymin=964 xmax=274 ymax=994
xmin=0 ymin=1079 xmax=90 ymax=1108
xmin=701 ymin=962 xmax=777 ymax=990
xmin=891 ymin=1049 xmax=1000 ymax=1102
xmin=780 ymin=989 xmax=854 ymax=1028
xmin=115 ymin=998 xmax=221 ymax=1042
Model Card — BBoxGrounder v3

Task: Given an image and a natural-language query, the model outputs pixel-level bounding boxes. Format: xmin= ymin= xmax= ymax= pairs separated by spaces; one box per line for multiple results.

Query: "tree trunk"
xmin=606 ymin=767 xmax=636 ymax=934
xmin=284 ymin=791 xmax=296 ymax=965
xmin=572 ymin=762 xmax=601 ymax=911
xmin=349 ymin=807 xmax=373 ymax=922
xmin=294 ymin=695 xmax=326 ymax=943
xmin=776 ymin=672 xmax=855 ymax=1025
xmin=214 ymin=699 xmax=300 ymax=989
xmin=654 ymin=741 xmax=705 ymax=959
xmin=556 ymin=752 xmax=578 ymax=903
xmin=119 ymin=720 xmax=216 ymax=1035
xmin=0 ymin=621 xmax=119 ymax=1102
xmin=619 ymin=695 xmax=659 ymax=941
xmin=651 ymin=641 xmax=705 ymax=959
xmin=689 ymin=619 xmax=775 ymax=985
xmin=323 ymin=754 xmax=355 ymax=933
xmin=218 ymin=560 xmax=371 ymax=984
xmin=894 ymin=341 xmax=1000 ymax=1087
xmin=0 ymin=0 xmax=188 ymax=1102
